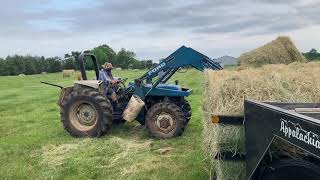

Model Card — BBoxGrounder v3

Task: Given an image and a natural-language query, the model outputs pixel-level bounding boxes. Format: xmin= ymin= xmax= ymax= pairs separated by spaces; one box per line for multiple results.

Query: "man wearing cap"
xmin=99 ymin=62 xmax=119 ymax=102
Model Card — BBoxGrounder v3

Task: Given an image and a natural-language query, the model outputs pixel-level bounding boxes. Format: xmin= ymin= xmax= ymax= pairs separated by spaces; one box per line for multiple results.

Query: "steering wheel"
xmin=115 ymin=78 xmax=128 ymax=93
xmin=119 ymin=78 xmax=128 ymax=87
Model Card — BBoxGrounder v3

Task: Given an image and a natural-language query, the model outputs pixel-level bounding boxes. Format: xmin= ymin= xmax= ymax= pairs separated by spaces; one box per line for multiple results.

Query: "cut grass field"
xmin=0 ymin=69 xmax=209 ymax=179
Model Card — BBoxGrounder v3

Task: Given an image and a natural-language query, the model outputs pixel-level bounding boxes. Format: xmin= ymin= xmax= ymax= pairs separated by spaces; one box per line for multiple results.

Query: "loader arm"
xmin=137 ymin=46 xmax=223 ymax=94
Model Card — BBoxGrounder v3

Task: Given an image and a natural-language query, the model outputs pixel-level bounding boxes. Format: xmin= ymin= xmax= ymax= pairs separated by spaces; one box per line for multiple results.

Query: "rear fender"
xmin=58 ymin=86 xmax=74 ymax=107
xmin=74 ymin=80 xmax=105 ymax=94
xmin=74 ymin=80 xmax=103 ymax=90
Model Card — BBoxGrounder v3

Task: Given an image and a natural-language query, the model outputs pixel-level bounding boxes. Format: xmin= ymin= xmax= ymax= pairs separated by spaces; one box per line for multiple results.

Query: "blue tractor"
xmin=55 ymin=46 xmax=222 ymax=138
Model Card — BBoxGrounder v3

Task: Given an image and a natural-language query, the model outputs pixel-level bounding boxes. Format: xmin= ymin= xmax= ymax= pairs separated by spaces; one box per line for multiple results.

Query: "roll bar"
xmin=77 ymin=53 xmax=100 ymax=80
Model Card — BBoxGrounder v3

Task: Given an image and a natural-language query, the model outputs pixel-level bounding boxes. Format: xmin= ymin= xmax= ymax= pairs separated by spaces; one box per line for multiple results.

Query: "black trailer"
xmin=214 ymin=99 xmax=320 ymax=180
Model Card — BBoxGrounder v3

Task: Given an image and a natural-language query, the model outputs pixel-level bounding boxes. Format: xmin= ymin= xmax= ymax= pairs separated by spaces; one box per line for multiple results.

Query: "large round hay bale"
xmin=238 ymin=36 xmax=306 ymax=67
xmin=62 ymin=69 xmax=75 ymax=78
xmin=203 ymin=62 xmax=320 ymax=180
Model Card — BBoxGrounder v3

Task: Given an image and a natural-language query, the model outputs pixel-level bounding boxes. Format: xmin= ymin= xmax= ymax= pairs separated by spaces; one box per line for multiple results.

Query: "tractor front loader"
xmin=46 ymin=46 xmax=223 ymax=138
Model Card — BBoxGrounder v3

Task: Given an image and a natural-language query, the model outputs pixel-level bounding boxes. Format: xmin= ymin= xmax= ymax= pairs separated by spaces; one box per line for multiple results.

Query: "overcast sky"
xmin=1 ymin=0 xmax=320 ymax=61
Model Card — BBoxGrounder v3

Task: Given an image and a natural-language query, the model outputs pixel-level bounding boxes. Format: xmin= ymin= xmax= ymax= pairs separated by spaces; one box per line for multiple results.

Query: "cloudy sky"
xmin=1 ymin=0 xmax=320 ymax=61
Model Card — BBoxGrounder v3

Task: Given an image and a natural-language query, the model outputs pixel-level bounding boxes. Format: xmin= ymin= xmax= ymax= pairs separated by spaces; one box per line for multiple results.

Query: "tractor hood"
xmin=146 ymin=84 xmax=182 ymax=91
xmin=143 ymin=84 xmax=192 ymax=97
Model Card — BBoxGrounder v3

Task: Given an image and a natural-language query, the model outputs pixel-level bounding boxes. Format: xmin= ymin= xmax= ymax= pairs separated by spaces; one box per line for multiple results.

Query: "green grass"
xmin=0 ymin=69 xmax=209 ymax=180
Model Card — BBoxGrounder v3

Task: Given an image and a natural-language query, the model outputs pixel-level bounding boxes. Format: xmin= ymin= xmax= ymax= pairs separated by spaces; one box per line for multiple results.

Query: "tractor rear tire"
xmin=146 ymin=102 xmax=187 ymax=139
xmin=60 ymin=88 xmax=113 ymax=137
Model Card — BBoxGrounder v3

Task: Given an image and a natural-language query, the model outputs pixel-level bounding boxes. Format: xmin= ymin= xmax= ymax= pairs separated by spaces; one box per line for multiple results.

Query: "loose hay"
xmin=203 ymin=122 xmax=245 ymax=156
xmin=203 ymin=62 xmax=320 ymax=180
xmin=238 ymin=36 xmax=306 ymax=67
xmin=41 ymin=139 xmax=89 ymax=167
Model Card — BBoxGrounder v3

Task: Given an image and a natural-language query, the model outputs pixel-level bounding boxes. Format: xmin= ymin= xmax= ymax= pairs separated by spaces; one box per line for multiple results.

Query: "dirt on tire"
xmin=60 ymin=88 xmax=112 ymax=137
xmin=146 ymin=102 xmax=187 ymax=139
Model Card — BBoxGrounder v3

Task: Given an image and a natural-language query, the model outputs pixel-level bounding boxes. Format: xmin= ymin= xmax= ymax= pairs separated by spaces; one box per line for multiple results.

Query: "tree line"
xmin=0 ymin=44 xmax=155 ymax=76
xmin=3 ymin=45 xmax=318 ymax=76
xmin=64 ymin=45 xmax=155 ymax=70
xmin=0 ymin=56 xmax=63 ymax=76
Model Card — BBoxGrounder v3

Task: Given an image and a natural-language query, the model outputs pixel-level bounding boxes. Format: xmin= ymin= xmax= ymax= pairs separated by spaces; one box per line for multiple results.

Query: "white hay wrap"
xmin=122 ymin=95 xmax=145 ymax=122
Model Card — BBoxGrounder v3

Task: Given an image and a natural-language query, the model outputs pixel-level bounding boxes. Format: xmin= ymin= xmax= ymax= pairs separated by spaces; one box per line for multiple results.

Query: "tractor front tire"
xmin=146 ymin=102 xmax=187 ymax=139
xmin=61 ymin=88 xmax=113 ymax=137
xmin=181 ymin=99 xmax=192 ymax=122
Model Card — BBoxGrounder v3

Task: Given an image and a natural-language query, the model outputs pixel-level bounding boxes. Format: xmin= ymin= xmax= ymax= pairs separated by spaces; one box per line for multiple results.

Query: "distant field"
xmin=0 ymin=69 xmax=209 ymax=179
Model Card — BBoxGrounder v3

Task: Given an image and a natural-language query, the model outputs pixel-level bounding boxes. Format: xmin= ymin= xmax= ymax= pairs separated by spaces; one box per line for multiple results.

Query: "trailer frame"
xmin=212 ymin=99 xmax=320 ymax=180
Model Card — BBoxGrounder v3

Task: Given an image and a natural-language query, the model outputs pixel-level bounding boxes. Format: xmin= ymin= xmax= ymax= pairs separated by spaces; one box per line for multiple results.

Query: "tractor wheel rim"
xmin=69 ymin=101 xmax=98 ymax=131
xmin=76 ymin=104 xmax=97 ymax=126
xmin=155 ymin=112 xmax=175 ymax=133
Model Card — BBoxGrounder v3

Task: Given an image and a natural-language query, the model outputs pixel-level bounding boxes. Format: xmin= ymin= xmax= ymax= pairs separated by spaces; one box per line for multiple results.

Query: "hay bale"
xmin=211 ymin=160 xmax=246 ymax=180
xmin=204 ymin=62 xmax=320 ymax=116
xmin=62 ymin=69 xmax=75 ymax=78
xmin=203 ymin=121 xmax=245 ymax=156
xmin=238 ymin=36 xmax=306 ymax=67
xmin=203 ymin=62 xmax=320 ymax=180
xmin=41 ymin=72 xmax=47 ymax=75
xmin=75 ymin=72 xmax=82 ymax=80
xmin=18 ymin=74 xmax=26 ymax=77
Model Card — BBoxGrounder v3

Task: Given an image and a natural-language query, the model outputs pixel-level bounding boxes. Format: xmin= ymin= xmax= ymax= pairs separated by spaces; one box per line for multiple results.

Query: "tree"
xmin=0 ymin=58 xmax=8 ymax=76
xmin=303 ymin=48 xmax=320 ymax=61
xmin=90 ymin=48 xmax=108 ymax=69
xmin=97 ymin=44 xmax=116 ymax=65
xmin=63 ymin=57 xmax=77 ymax=70
xmin=116 ymin=49 xmax=136 ymax=69
xmin=145 ymin=60 xmax=153 ymax=69
xmin=46 ymin=57 xmax=62 ymax=72
xmin=24 ymin=56 xmax=36 ymax=75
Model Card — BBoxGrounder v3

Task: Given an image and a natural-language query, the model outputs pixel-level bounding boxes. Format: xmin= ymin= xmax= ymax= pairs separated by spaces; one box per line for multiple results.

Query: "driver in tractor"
xmin=99 ymin=62 xmax=119 ymax=103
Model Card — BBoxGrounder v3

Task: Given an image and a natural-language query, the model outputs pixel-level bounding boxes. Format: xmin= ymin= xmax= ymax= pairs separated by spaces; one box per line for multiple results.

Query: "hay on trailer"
xmin=62 ymin=69 xmax=75 ymax=78
xmin=211 ymin=160 xmax=246 ymax=180
xmin=203 ymin=119 xmax=245 ymax=156
xmin=238 ymin=36 xmax=306 ymax=67
xmin=203 ymin=62 xmax=320 ymax=180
